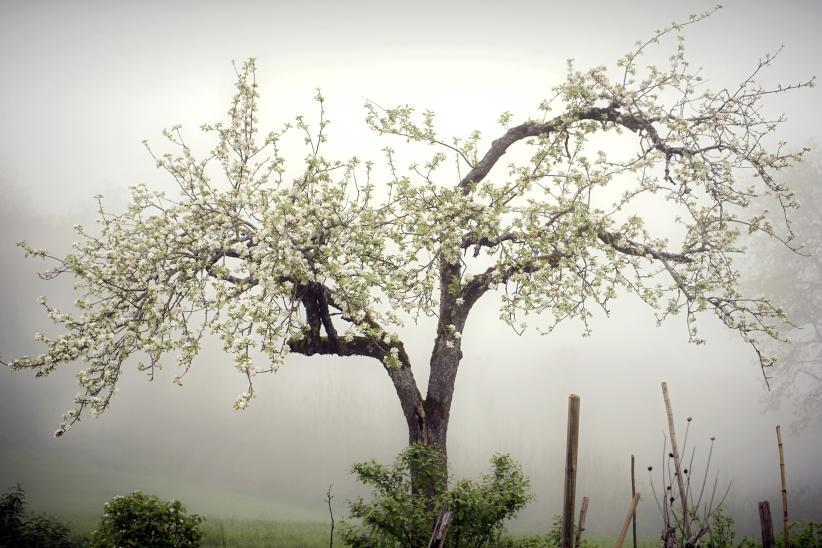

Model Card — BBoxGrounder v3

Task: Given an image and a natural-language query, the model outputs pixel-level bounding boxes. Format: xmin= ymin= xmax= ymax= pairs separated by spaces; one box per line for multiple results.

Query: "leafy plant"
xmin=341 ymin=444 xmax=531 ymax=547
xmin=494 ymin=515 xmax=597 ymax=548
xmin=785 ymin=520 xmax=822 ymax=548
xmin=88 ymin=491 xmax=203 ymax=548
xmin=0 ymin=484 xmax=74 ymax=548
xmin=703 ymin=506 xmax=736 ymax=547
xmin=693 ymin=506 xmax=822 ymax=548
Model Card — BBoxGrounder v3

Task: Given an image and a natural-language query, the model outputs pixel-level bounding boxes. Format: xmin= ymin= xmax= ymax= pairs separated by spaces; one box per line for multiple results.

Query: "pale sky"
xmin=1 ymin=0 xmax=821 ymax=536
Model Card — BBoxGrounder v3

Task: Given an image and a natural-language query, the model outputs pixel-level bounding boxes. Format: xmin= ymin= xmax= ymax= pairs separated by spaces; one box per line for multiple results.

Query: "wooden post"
xmin=661 ymin=382 xmax=691 ymax=540
xmin=574 ymin=496 xmax=589 ymax=548
xmin=427 ymin=509 xmax=453 ymax=548
xmin=758 ymin=500 xmax=775 ymax=548
xmin=777 ymin=425 xmax=789 ymax=548
xmin=561 ymin=394 xmax=581 ymax=548
xmin=630 ymin=454 xmax=637 ymax=548
xmin=616 ymin=492 xmax=641 ymax=548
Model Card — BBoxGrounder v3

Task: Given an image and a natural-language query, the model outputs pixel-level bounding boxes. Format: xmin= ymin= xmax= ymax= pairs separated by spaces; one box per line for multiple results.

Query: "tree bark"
xmin=401 ymin=337 xmax=463 ymax=498
xmin=759 ymin=500 xmax=775 ymax=548
xmin=404 ymin=262 xmax=470 ymax=494
xmin=419 ymin=340 xmax=462 ymax=452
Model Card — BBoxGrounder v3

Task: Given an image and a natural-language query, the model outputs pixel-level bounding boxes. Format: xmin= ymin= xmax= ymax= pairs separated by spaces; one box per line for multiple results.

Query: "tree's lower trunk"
xmin=405 ymin=406 xmax=448 ymax=512
xmin=402 ymin=338 xmax=462 ymax=497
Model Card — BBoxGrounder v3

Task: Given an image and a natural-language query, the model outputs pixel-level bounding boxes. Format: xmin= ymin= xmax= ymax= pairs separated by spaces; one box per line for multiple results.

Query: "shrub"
xmin=494 ymin=515 xmax=596 ymax=548
xmin=787 ymin=520 xmax=822 ymax=548
xmin=0 ymin=484 xmax=74 ymax=548
xmin=704 ymin=506 xmax=736 ymax=547
xmin=697 ymin=506 xmax=822 ymax=548
xmin=89 ymin=491 xmax=203 ymax=548
xmin=341 ymin=444 xmax=532 ymax=548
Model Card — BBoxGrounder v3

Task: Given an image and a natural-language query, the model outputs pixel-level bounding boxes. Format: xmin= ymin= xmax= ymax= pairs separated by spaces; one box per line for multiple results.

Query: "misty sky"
xmin=1 ymin=0 xmax=822 ymax=537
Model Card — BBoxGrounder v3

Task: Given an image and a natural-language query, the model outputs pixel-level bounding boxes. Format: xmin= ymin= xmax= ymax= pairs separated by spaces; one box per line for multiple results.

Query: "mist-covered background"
xmin=1 ymin=0 xmax=821 ymax=538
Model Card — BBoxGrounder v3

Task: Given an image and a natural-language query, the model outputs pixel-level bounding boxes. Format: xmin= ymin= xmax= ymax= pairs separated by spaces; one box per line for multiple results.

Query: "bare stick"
xmin=661 ymin=382 xmax=692 ymax=539
xmin=562 ymin=394 xmax=581 ymax=548
xmin=659 ymin=435 xmax=671 ymax=532
xmin=427 ymin=509 xmax=453 ymax=548
xmin=616 ymin=492 xmax=641 ymax=548
xmin=325 ymin=484 xmax=335 ymax=548
xmin=631 ymin=454 xmax=638 ymax=548
xmin=574 ymin=496 xmax=589 ymax=548
xmin=777 ymin=425 xmax=789 ymax=548
xmin=759 ymin=500 xmax=775 ymax=548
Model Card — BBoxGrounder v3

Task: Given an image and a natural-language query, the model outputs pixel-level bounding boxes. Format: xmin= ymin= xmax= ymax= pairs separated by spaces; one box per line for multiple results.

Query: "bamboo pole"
xmin=661 ymin=382 xmax=691 ymax=539
xmin=630 ymin=454 xmax=637 ymax=548
xmin=574 ymin=496 xmax=589 ymax=548
xmin=616 ymin=492 xmax=641 ymax=548
xmin=561 ymin=394 xmax=581 ymax=548
xmin=777 ymin=425 xmax=789 ymax=548
xmin=758 ymin=500 xmax=775 ymax=548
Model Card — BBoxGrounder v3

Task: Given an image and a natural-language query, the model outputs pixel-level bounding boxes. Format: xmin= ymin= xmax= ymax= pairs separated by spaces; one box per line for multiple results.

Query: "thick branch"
xmin=288 ymin=333 xmax=425 ymax=439
xmin=597 ymin=230 xmax=694 ymax=264
xmin=460 ymin=232 xmax=520 ymax=250
xmin=457 ymin=104 xmax=735 ymax=195
xmin=456 ymin=106 xmax=630 ymax=193
xmin=457 ymin=116 xmax=581 ymax=192
xmin=288 ymin=334 xmax=399 ymax=361
xmin=460 ymin=252 xmax=566 ymax=310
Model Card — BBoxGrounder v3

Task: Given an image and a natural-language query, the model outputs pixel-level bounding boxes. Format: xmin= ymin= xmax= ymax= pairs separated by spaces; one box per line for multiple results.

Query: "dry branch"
xmin=427 ymin=509 xmax=453 ymax=548
xmin=777 ymin=425 xmax=789 ymax=548
xmin=662 ymin=382 xmax=692 ymax=539
xmin=616 ymin=492 xmax=641 ymax=548
xmin=575 ymin=496 xmax=589 ymax=548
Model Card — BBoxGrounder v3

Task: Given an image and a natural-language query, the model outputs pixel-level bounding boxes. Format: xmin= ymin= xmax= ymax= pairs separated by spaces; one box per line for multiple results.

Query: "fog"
xmin=1 ymin=0 xmax=821 ymax=539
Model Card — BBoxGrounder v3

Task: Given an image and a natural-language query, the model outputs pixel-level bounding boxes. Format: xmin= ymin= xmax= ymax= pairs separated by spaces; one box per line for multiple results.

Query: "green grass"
xmin=205 ymin=520 xmax=662 ymax=548
xmin=60 ymin=514 xmax=342 ymax=548
xmin=498 ymin=532 xmax=660 ymax=548
xmin=60 ymin=514 xmax=663 ymax=547
xmin=199 ymin=518 xmax=341 ymax=547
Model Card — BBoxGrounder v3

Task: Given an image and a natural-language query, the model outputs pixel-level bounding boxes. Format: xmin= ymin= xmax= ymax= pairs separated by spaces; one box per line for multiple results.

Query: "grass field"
xmin=199 ymin=518 xmax=343 ymax=547
xmin=61 ymin=514 xmax=661 ymax=547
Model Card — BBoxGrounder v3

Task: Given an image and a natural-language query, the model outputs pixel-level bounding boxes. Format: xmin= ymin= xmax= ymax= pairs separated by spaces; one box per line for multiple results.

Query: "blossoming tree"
xmin=3 ymin=11 xmax=814 ymax=470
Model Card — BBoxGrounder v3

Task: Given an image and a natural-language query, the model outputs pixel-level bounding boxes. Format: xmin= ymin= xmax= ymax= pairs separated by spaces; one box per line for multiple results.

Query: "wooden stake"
xmin=777 ymin=425 xmax=789 ymax=548
xmin=616 ymin=492 xmax=641 ymax=548
xmin=574 ymin=496 xmax=589 ymax=548
xmin=561 ymin=394 xmax=581 ymax=548
xmin=631 ymin=454 xmax=637 ymax=548
xmin=427 ymin=509 xmax=453 ymax=548
xmin=758 ymin=500 xmax=775 ymax=548
xmin=661 ymin=382 xmax=691 ymax=539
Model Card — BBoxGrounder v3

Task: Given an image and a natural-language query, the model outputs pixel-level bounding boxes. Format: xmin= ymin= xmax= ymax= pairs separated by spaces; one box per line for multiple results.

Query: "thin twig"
xmin=325 ymin=483 xmax=335 ymax=548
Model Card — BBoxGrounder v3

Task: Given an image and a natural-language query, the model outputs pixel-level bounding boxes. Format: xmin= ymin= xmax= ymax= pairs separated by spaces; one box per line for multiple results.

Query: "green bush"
xmin=341 ymin=444 xmax=532 ymax=548
xmin=494 ymin=515 xmax=596 ymax=548
xmin=0 ymin=484 xmax=74 ymax=548
xmin=89 ymin=491 xmax=203 ymax=548
xmin=690 ymin=506 xmax=822 ymax=548
xmin=786 ymin=520 xmax=822 ymax=548
xmin=704 ymin=506 xmax=737 ymax=547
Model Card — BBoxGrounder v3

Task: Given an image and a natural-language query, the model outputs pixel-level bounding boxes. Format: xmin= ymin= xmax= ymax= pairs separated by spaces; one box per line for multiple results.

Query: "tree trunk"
xmin=401 ymin=262 xmax=470 ymax=496
xmin=404 ymin=334 xmax=463 ymax=495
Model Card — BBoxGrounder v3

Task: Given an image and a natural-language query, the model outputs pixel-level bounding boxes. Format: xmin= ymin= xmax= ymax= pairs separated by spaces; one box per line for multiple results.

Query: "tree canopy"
xmin=3 ymin=8 xmax=814 ymax=440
